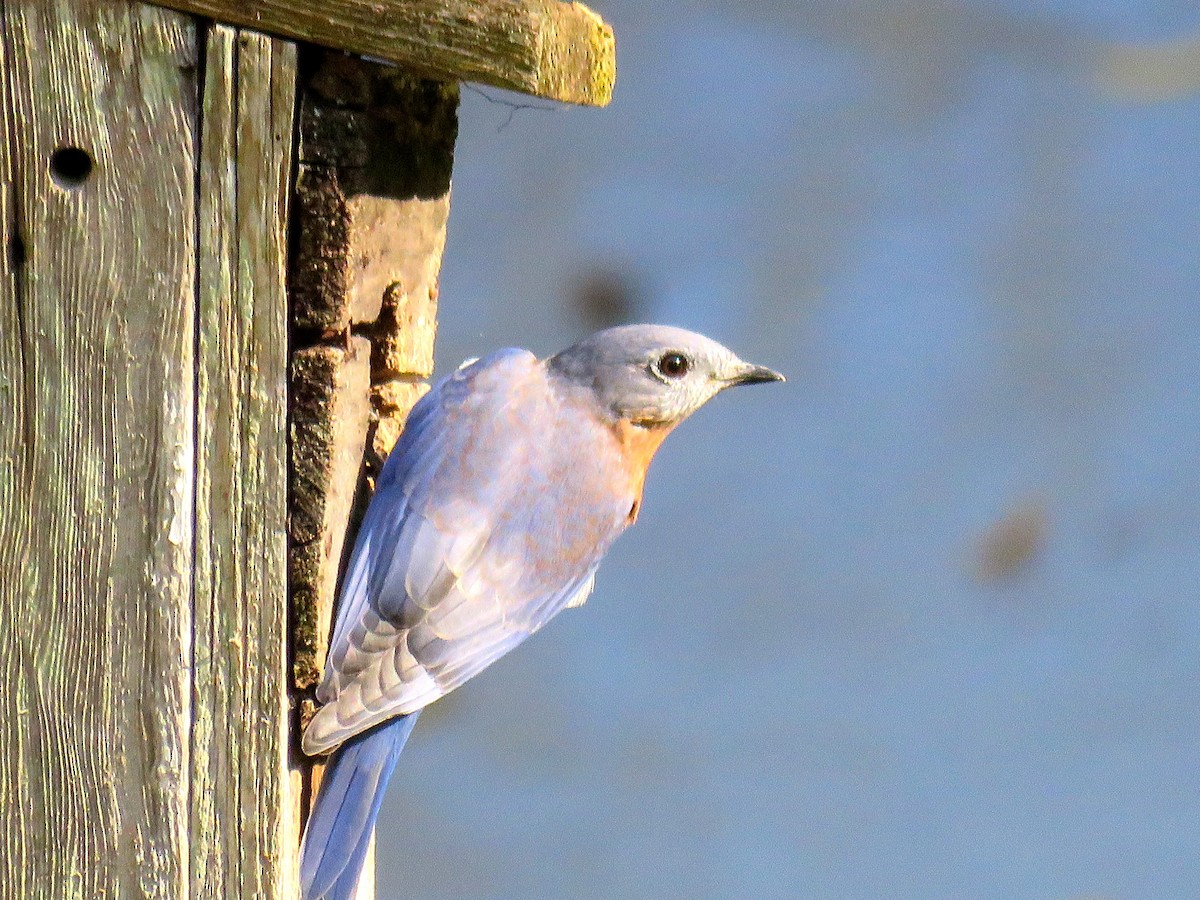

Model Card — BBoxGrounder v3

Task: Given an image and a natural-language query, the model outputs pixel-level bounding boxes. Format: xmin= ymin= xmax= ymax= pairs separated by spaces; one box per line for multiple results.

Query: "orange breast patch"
xmin=613 ymin=419 xmax=675 ymax=523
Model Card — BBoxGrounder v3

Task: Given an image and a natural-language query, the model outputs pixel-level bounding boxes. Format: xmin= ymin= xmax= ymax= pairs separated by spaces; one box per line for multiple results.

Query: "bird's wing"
xmin=304 ymin=349 xmax=627 ymax=755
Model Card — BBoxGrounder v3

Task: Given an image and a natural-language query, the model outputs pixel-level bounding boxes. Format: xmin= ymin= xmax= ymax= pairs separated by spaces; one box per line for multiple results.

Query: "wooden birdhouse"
xmin=0 ymin=1 xmax=614 ymax=895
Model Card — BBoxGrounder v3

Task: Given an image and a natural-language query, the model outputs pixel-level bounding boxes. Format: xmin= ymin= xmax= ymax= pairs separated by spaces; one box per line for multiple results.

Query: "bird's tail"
xmin=300 ymin=712 xmax=420 ymax=900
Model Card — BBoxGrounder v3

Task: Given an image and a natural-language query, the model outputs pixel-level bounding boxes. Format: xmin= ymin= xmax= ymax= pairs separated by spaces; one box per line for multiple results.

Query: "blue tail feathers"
xmin=300 ymin=713 xmax=420 ymax=900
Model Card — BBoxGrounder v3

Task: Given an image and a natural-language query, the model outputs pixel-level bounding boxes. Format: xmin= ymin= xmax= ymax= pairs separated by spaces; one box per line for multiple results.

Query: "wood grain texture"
xmin=144 ymin=0 xmax=615 ymax=106
xmin=0 ymin=1 xmax=197 ymax=896
xmin=193 ymin=25 xmax=298 ymax=897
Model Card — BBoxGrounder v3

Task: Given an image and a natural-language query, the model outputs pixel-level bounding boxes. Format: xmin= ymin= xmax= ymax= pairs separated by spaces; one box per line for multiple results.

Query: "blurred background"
xmin=377 ymin=1 xmax=1200 ymax=897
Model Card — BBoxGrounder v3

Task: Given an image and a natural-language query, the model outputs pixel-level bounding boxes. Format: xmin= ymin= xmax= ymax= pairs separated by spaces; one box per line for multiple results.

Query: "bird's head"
xmin=547 ymin=324 xmax=784 ymax=428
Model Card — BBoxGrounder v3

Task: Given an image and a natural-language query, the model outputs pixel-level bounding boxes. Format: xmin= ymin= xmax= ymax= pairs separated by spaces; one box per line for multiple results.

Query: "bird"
xmin=299 ymin=324 xmax=783 ymax=899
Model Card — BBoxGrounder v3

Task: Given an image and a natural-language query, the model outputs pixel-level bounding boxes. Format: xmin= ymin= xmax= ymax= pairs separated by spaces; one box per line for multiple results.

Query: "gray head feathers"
xmin=547 ymin=324 xmax=783 ymax=427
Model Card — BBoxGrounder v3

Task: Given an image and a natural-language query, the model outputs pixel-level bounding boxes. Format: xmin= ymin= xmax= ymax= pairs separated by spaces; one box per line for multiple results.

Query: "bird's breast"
xmin=611 ymin=419 xmax=674 ymax=523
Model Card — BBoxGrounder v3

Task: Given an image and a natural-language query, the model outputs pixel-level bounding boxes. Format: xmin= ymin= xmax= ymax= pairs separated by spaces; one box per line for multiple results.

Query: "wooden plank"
xmin=292 ymin=174 xmax=452 ymax=341
xmin=192 ymin=25 xmax=298 ymax=897
xmin=0 ymin=17 xmax=28 ymax=896
xmin=290 ymin=338 xmax=373 ymax=691
xmin=144 ymin=0 xmax=615 ymax=106
xmin=0 ymin=1 xmax=197 ymax=896
xmin=291 ymin=58 xmax=456 ymax=336
xmin=290 ymin=52 xmax=452 ymax=697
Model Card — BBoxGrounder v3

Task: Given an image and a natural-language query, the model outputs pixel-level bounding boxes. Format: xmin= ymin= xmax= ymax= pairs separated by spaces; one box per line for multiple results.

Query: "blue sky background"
xmin=375 ymin=2 xmax=1200 ymax=896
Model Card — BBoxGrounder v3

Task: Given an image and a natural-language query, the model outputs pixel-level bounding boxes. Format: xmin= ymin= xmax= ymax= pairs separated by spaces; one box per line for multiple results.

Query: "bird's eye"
xmin=656 ymin=352 xmax=690 ymax=379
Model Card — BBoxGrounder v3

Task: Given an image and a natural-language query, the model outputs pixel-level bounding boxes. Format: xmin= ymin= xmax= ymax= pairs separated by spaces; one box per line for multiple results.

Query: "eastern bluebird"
xmin=299 ymin=324 xmax=783 ymax=899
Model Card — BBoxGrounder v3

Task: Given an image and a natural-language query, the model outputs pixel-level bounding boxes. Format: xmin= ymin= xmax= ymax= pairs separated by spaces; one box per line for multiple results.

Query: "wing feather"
xmin=303 ymin=350 xmax=632 ymax=756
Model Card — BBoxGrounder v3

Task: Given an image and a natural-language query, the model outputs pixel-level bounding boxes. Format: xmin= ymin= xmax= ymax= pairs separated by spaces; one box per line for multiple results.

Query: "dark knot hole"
xmin=50 ymin=147 xmax=93 ymax=189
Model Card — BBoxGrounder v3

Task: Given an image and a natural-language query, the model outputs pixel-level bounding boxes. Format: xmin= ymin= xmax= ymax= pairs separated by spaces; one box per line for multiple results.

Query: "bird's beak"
xmin=724 ymin=362 xmax=785 ymax=386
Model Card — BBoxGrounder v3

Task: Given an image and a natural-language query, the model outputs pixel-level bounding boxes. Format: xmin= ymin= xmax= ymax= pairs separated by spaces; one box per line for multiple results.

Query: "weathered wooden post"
xmin=0 ymin=1 xmax=613 ymax=896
